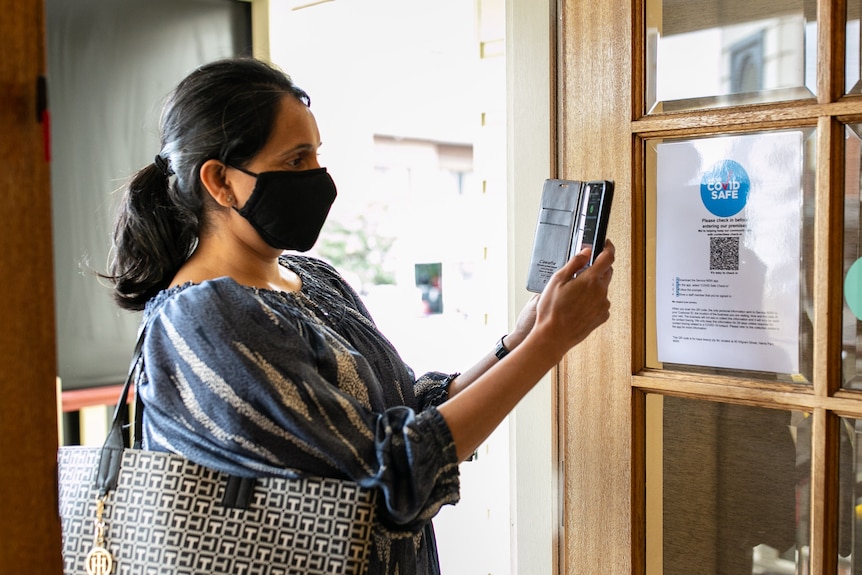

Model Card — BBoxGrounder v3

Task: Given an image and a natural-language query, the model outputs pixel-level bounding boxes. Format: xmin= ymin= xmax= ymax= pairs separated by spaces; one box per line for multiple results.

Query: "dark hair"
xmin=104 ymin=57 xmax=310 ymax=311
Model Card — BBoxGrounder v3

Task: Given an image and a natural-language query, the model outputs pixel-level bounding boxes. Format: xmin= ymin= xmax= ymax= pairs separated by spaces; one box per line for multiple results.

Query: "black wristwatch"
xmin=494 ymin=335 xmax=511 ymax=360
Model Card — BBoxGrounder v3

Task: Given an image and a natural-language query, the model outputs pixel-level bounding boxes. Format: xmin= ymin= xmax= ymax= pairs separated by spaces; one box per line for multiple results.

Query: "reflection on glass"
xmin=646 ymin=395 xmax=810 ymax=575
xmin=646 ymin=0 xmax=816 ymax=113
xmin=844 ymin=126 xmax=862 ymax=388
xmin=849 ymin=0 xmax=862 ymax=93
xmin=839 ymin=417 xmax=862 ymax=573
xmin=645 ymin=129 xmax=816 ymax=383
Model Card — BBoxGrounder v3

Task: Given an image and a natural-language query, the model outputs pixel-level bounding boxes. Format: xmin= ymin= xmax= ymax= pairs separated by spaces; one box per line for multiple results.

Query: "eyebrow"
xmin=278 ymin=143 xmax=319 ymax=158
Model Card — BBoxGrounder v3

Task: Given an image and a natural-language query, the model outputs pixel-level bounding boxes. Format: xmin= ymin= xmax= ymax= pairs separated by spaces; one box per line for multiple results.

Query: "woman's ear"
xmin=199 ymin=159 xmax=235 ymax=208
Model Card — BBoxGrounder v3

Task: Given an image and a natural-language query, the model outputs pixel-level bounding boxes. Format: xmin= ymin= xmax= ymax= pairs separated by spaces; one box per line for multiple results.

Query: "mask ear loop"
xmin=225 ymin=165 xmax=259 ymax=210
xmin=228 ymin=164 xmax=260 ymax=178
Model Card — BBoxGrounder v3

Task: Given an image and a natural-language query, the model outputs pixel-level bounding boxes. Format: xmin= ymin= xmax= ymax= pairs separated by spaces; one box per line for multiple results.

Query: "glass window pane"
xmin=843 ymin=125 xmax=862 ymax=389
xmin=646 ymin=0 xmax=816 ymax=113
xmin=646 ymin=395 xmax=811 ymax=574
xmin=849 ymin=0 xmax=862 ymax=93
xmin=838 ymin=417 xmax=862 ymax=572
xmin=645 ymin=129 xmax=815 ymax=383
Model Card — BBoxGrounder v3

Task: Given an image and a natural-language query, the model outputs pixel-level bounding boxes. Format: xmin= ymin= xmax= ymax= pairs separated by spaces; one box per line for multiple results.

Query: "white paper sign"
xmin=656 ymin=132 xmax=802 ymax=374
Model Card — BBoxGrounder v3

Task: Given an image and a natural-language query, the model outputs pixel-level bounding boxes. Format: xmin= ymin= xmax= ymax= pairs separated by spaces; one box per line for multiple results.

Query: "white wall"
xmin=507 ymin=0 xmax=555 ymax=573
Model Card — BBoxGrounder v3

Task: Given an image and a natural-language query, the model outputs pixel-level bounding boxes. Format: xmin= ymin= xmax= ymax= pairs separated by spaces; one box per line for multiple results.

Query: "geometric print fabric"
xmin=58 ymin=446 xmax=376 ymax=575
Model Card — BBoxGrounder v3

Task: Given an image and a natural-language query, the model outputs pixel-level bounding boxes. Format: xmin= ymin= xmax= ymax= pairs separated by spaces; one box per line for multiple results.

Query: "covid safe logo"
xmin=700 ymin=159 xmax=750 ymax=218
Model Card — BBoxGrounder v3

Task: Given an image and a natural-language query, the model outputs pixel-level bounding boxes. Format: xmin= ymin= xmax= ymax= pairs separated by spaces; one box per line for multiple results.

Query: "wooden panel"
xmin=0 ymin=0 xmax=63 ymax=572
xmin=809 ymin=408 xmax=840 ymax=574
xmin=557 ymin=0 xmax=634 ymax=573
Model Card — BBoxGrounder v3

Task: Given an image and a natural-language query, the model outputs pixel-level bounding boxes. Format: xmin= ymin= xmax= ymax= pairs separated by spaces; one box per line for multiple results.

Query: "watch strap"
xmin=494 ymin=335 xmax=510 ymax=360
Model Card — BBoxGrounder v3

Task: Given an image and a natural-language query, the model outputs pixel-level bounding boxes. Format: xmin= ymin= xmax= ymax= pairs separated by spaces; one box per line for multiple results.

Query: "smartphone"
xmin=571 ymin=180 xmax=614 ymax=267
xmin=526 ymin=179 xmax=614 ymax=293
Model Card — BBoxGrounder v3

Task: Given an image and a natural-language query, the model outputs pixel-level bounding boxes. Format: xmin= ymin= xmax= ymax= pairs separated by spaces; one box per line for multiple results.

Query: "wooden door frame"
xmin=553 ymin=0 xmax=636 ymax=573
xmin=0 ymin=0 xmax=63 ymax=571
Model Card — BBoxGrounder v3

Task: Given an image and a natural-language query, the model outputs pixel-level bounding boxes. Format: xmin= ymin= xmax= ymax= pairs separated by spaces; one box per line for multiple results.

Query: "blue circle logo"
xmin=845 ymin=258 xmax=862 ymax=321
xmin=700 ymin=159 xmax=750 ymax=217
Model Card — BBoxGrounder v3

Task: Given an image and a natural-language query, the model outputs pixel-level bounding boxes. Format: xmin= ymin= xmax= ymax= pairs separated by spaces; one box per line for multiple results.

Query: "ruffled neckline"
xmin=143 ymin=255 xmax=359 ymax=331
xmin=145 ymin=256 xmax=308 ymax=311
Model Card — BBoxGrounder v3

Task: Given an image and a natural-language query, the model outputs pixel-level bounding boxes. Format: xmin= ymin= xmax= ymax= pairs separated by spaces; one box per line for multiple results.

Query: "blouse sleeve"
xmin=295 ymin=256 xmax=456 ymax=410
xmin=138 ymin=279 xmax=459 ymax=529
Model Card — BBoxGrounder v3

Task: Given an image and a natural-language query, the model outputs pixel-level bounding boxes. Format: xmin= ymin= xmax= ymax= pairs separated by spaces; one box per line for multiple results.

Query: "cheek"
xmin=232 ymin=182 xmax=257 ymax=210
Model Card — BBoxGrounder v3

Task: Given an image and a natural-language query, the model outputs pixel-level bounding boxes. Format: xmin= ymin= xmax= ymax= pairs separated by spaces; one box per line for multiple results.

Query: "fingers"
xmin=592 ymin=240 xmax=615 ymax=287
xmin=591 ymin=239 xmax=615 ymax=274
xmin=548 ymin=239 xmax=616 ymax=289
xmin=551 ymin=247 xmax=592 ymax=286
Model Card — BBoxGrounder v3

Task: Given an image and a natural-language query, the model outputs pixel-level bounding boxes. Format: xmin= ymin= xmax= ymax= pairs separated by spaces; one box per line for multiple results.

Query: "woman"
xmin=105 ymin=57 xmax=614 ymax=574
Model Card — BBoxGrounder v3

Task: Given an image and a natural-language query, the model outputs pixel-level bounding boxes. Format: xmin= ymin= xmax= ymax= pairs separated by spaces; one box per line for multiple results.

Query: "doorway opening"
xmin=268 ymin=1 xmax=511 ymax=573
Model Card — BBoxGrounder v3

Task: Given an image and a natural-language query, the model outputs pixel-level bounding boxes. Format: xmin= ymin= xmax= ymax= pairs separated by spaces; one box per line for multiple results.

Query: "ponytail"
xmin=105 ymin=161 xmax=200 ymax=311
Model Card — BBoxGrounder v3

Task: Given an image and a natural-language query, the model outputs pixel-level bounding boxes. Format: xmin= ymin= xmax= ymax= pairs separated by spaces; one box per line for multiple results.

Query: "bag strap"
xmin=95 ymin=324 xmax=147 ymax=496
xmin=91 ymin=323 xmax=259 ymax=508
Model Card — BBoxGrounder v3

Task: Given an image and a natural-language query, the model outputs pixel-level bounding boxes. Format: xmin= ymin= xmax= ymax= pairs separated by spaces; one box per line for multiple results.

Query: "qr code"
xmin=710 ymin=236 xmax=739 ymax=271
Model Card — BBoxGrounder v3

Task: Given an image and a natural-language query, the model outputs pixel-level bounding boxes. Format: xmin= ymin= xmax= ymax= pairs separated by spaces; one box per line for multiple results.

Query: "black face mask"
xmin=231 ymin=166 xmax=337 ymax=251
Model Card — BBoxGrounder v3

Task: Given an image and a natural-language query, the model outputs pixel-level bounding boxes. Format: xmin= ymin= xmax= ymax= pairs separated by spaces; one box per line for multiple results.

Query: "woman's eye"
xmin=284 ymin=149 xmax=320 ymax=170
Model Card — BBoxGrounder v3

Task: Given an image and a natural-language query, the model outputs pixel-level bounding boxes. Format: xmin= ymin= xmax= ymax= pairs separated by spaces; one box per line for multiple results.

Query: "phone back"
xmin=526 ymin=179 xmax=584 ymax=293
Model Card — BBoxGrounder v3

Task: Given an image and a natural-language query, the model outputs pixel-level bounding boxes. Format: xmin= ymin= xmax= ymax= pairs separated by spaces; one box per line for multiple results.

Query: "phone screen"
xmin=572 ymin=181 xmax=613 ymax=266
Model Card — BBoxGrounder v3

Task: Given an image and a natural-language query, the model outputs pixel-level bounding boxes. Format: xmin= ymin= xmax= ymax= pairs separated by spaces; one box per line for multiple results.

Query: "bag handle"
xmin=95 ymin=325 xmax=147 ymax=496
xmin=90 ymin=323 xmax=258 ymax=508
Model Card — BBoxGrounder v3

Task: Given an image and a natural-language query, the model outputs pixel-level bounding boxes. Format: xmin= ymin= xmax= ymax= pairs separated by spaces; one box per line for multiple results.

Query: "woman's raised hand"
xmin=530 ymin=240 xmax=615 ymax=361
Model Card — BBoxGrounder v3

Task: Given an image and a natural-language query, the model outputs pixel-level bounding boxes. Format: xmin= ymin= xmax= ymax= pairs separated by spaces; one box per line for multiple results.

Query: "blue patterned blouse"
xmin=137 ymin=255 xmax=461 ymax=575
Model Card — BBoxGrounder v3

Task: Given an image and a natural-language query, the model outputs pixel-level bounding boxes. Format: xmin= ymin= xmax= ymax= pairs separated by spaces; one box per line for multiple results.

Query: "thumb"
xmin=549 ymin=248 xmax=591 ymax=287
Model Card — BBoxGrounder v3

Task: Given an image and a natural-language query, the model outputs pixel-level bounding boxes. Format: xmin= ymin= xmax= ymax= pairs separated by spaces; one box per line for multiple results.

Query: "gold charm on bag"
xmin=85 ymin=496 xmax=114 ymax=575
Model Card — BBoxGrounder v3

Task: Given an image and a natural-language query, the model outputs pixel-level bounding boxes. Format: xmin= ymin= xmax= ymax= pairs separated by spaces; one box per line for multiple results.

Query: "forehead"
xmin=259 ymin=94 xmax=320 ymax=156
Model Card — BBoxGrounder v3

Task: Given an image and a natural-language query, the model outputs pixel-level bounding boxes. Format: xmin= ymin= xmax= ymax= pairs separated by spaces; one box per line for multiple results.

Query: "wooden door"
xmin=556 ymin=1 xmax=861 ymax=574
